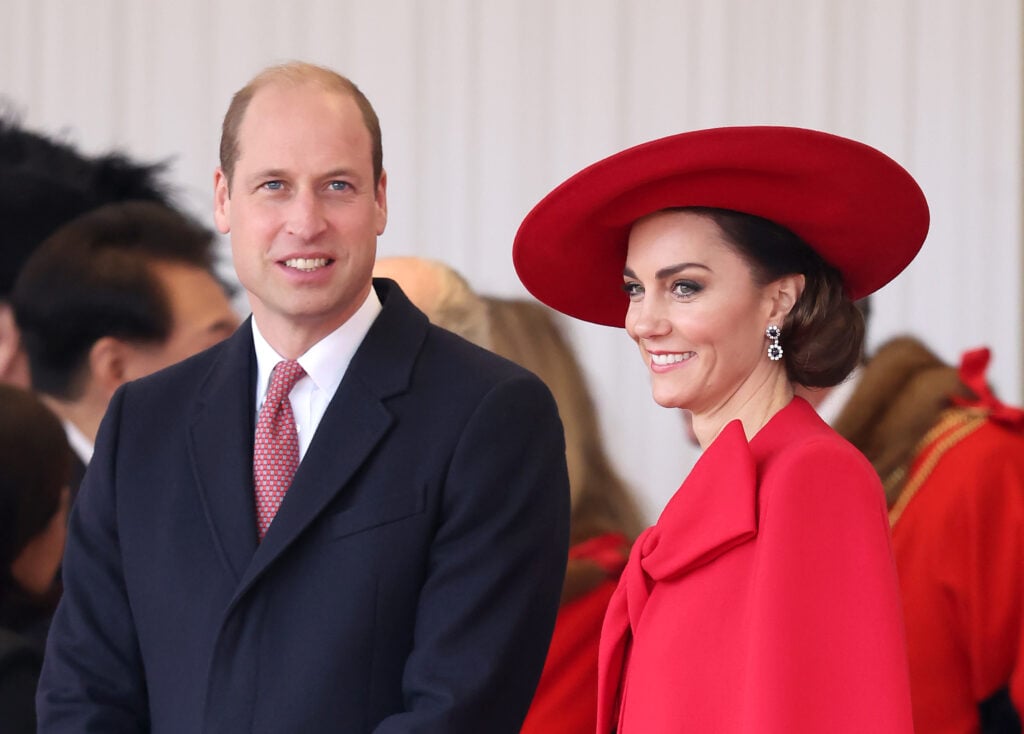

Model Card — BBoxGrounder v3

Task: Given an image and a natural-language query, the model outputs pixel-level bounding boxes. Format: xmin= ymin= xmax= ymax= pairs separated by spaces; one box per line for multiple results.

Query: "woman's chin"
xmin=650 ymin=389 xmax=688 ymax=410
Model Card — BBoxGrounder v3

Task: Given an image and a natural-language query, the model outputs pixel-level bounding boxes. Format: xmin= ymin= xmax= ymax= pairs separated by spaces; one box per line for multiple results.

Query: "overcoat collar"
xmin=187 ymin=279 xmax=428 ymax=600
xmin=595 ymin=400 xmax=833 ymax=732
xmin=597 ymin=417 xmax=759 ymax=731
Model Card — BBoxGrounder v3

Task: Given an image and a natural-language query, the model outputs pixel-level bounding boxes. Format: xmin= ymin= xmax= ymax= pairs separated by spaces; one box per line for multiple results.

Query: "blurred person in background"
xmin=0 ymin=112 xmax=173 ymax=388
xmin=12 ymin=201 xmax=238 ymax=498
xmin=0 ymin=384 xmax=71 ymax=734
xmin=375 ymin=255 xmax=645 ymax=733
xmin=798 ymin=298 xmax=1024 ymax=734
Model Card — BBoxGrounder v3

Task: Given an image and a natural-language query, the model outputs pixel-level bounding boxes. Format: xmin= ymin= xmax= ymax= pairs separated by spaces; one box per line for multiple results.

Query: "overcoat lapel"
xmin=187 ymin=321 xmax=260 ymax=583
xmin=240 ymin=377 xmax=394 ymax=586
xmin=231 ymin=281 xmax=429 ymax=603
xmin=597 ymin=419 xmax=760 ymax=733
xmin=639 ymin=420 xmax=759 ymax=584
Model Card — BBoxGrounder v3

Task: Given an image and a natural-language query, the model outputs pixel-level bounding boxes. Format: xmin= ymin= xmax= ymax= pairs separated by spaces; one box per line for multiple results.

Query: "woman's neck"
xmin=691 ymin=371 xmax=794 ymax=449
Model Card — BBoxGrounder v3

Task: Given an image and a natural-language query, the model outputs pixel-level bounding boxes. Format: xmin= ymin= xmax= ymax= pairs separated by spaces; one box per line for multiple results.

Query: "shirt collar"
xmin=62 ymin=418 xmax=94 ymax=465
xmin=251 ymin=286 xmax=383 ymax=404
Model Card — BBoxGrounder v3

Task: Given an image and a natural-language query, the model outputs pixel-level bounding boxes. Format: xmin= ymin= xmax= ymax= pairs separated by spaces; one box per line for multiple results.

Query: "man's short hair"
xmin=11 ymin=201 xmax=219 ymax=399
xmin=218 ymin=61 xmax=383 ymax=189
xmin=0 ymin=111 xmax=173 ymax=299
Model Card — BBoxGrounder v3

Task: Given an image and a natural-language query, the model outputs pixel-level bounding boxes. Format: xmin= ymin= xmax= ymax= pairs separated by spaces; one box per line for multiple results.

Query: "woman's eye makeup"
xmin=670 ymin=279 xmax=702 ymax=297
xmin=622 ymin=281 xmax=644 ymax=298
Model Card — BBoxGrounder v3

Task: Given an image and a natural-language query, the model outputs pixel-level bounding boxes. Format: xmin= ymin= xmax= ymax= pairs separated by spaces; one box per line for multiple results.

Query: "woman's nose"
xmin=627 ymin=295 xmax=670 ymax=339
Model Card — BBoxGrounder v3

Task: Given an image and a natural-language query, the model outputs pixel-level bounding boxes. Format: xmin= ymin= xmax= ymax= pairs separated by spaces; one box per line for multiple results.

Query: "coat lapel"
xmin=187 ymin=321 xmax=260 ymax=583
xmin=230 ymin=280 xmax=429 ymax=603
xmin=597 ymin=419 xmax=760 ymax=733
xmin=640 ymin=419 xmax=759 ymax=583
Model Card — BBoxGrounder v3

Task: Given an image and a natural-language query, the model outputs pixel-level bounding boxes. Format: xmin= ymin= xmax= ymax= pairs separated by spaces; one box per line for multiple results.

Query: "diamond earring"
xmin=766 ymin=324 xmax=783 ymax=361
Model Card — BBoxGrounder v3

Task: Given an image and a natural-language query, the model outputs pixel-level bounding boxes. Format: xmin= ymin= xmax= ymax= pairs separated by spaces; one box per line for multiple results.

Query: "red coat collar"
xmin=596 ymin=398 xmax=820 ymax=732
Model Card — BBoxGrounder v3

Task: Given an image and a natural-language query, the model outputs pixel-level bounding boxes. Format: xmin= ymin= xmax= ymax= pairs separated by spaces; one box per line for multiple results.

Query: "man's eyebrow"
xmin=246 ymin=168 xmax=289 ymax=182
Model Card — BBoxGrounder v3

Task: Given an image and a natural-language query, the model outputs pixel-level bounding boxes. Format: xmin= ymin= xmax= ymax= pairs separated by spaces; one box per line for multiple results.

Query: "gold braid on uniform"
xmin=885 ymin=407 xmax=987 ymax=525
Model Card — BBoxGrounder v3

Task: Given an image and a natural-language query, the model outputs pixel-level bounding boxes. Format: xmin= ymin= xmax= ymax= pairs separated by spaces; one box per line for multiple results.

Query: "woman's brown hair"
xmin=686 ymin=207 xmax=865 ymax=388
xmin=0 ymin=385 xmax=70 ymax=595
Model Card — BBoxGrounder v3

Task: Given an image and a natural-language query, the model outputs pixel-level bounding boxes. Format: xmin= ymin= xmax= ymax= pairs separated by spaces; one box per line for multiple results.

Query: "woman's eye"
xmin=622 ymin=281 xmax=643 ymax=299
xmin=671 ymin=280 xmax=701 ymax=297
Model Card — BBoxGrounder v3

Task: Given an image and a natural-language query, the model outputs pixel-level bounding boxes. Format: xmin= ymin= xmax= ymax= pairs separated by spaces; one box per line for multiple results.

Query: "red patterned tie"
xmin=253 ymin=360 xmax=306 ymax=540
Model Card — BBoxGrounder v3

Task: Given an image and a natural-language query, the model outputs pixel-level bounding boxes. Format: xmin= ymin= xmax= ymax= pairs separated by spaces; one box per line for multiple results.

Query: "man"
xmin=38 ymin=62 xmax=570 ymax=732
xmin=0 ymin=114 xmax=172 ymax=387
xmin=11 ymin=201 xmax=239 ymax=497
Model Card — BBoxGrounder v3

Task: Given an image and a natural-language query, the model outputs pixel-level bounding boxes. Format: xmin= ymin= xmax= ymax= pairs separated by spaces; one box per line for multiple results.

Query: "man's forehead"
xmin=235 ymin=84 xmax=370 ymax=164
xmin=245 ymin=81 xmax=356 ymax=125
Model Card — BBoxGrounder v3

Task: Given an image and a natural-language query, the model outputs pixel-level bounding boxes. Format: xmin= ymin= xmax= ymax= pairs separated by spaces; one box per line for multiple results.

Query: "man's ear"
xmin=0 ymin=303 xmax=27 ymax=386
xmin=374 ymin=169 xmax=388 ymax=236
xmin=213 ymin=167 xmax=231 ymax=235
xmin=88 ymin=336 xmax=131 ymax=398
xmin=766 ymin=273 xmax=806 ymax=326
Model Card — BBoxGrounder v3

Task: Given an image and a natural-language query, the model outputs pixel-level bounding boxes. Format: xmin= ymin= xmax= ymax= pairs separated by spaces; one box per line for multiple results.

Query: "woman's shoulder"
xmin=759 ymin=397 xmax=867 ymax=461
xmin=758 ymin=401 xmax=885 ymax=511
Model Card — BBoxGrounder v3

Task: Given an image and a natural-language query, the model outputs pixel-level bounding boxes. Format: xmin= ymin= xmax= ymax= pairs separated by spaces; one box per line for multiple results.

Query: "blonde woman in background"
xmin=375 ymin=257 xmax=644 ymax=733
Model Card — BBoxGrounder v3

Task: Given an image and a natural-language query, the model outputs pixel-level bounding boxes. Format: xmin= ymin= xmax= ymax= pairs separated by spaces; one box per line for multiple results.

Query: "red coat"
xmin=597 ymin=398 xmax=913 ymax=733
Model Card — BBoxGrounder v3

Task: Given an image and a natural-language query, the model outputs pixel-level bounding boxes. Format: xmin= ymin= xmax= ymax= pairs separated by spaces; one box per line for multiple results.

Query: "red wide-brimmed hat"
xmin=513 ymin=126 xmax=929 ymax=327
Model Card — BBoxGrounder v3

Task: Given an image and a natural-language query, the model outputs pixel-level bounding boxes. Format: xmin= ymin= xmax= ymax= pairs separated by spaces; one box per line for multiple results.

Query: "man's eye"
xmin=262 ymin=181 xmax=284 ymax=191
xmin=328 ymin=181 xmax=350 ymax=191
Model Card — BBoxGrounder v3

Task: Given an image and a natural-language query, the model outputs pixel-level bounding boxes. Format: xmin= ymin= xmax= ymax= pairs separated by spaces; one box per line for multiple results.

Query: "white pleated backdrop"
xmin=2 ymin=0 xmax=1020 ymax=520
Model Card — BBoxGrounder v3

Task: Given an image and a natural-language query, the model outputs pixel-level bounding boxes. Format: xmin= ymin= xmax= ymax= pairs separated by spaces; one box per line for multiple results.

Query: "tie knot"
xmin=266 ymin=360 xmax=306 ymax=403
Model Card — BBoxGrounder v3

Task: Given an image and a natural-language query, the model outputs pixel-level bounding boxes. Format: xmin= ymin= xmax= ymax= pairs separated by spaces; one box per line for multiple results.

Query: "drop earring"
xmin=766 ymin=324 xmax=783 ymax=361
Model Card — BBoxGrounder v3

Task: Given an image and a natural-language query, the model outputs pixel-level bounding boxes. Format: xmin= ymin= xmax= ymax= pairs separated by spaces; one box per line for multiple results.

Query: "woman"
xmin=0 ymin=384 xmax=71 ymax=734
xmin=513 ymin=126 xmax=929 ymax=733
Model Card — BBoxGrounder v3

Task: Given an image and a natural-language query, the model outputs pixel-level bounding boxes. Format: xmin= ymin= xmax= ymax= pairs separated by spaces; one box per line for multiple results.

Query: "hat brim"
xmin=513 ymin=126 xmax=929 ymax=327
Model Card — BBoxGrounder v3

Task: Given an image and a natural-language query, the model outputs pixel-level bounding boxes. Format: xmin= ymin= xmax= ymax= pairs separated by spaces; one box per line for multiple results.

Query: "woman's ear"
xmin=766 ymin=273 xmax=805 ymax=325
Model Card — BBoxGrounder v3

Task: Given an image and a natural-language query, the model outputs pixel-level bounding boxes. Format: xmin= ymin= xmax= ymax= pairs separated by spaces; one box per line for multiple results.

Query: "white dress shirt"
xmin=62 ymin=418 xmax=94 ymax=466
xmin=251 ymin=288 xmax=382 ymax=460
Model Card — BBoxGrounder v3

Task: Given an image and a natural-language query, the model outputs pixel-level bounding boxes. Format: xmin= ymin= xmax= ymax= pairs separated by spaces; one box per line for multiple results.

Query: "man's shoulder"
xmin=121 ymin=328 xmax=245 ymax=406
xmin=358 ymin=285 xmax=544 ymax=396
xmin=421 ymin=323 xmax=531 ymax=379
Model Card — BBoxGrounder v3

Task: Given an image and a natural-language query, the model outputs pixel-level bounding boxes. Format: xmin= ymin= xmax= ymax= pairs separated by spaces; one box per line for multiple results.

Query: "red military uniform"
xmin=885 ymin=347 xmax=1024 ymax=733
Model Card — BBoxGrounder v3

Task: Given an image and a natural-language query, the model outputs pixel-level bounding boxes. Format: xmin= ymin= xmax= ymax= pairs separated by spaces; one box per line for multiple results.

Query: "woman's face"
xmin=623 ymin=210 xmax=781 ymax=414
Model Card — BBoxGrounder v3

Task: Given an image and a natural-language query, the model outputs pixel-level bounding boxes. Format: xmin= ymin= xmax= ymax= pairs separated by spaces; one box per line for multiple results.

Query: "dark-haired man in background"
xmin=12 ymin=201 xmax=238 ymax=497
xmin=0 ymin=113 xmax=175 ymax=388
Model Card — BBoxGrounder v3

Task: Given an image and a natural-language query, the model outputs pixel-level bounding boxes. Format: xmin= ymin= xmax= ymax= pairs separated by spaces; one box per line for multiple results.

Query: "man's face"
xmin=122 ymin=262 xmax=239 ymax=380
xmin=0 ymin=302 xmax=31 ymax=388
xmin=213 ymin=82 xmax=387 ymax=354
